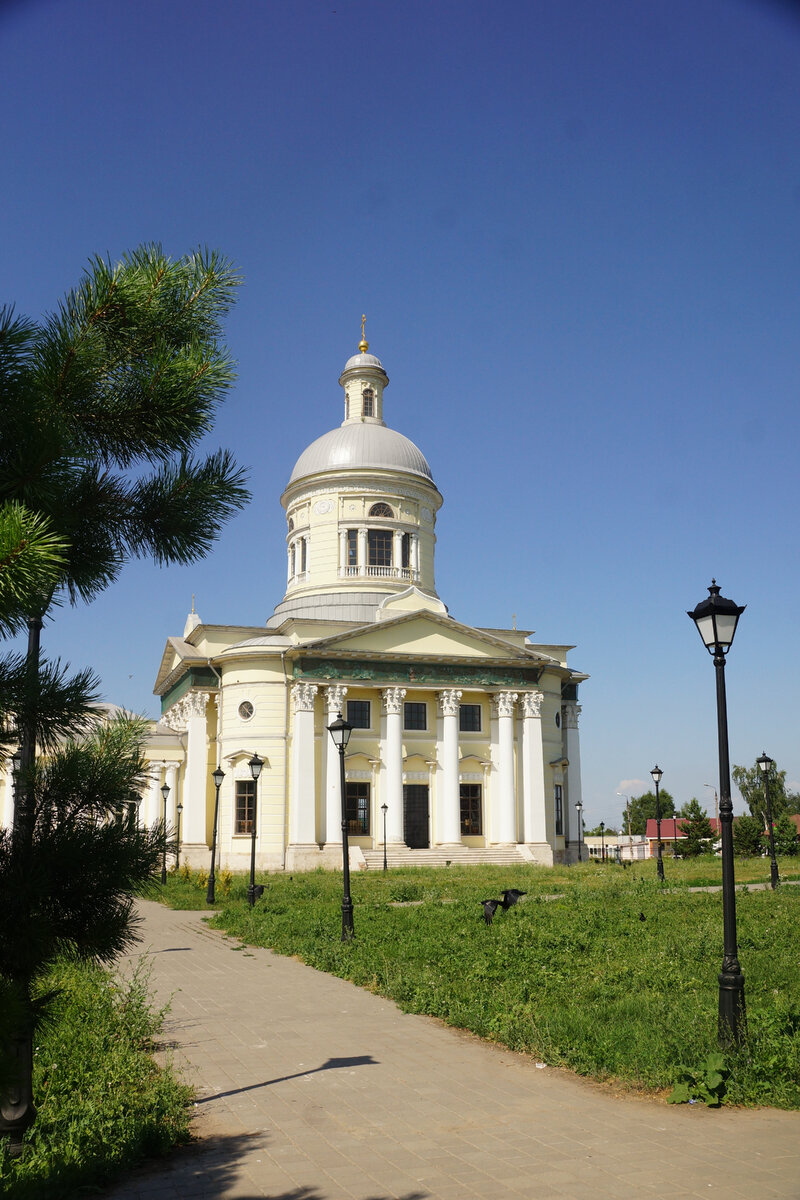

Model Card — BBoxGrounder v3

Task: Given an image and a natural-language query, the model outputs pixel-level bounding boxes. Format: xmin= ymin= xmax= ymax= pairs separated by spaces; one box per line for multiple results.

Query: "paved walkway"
xmin=104 ymin=901 xmax=800 ymax=1200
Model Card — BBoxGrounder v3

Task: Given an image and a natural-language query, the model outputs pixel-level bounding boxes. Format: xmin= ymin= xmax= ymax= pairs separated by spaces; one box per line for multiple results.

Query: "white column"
xmin=339 ymin=529 xmax=347 ymax=574
xmin=393 ymin=530 xmax=403 ymax=576
xmin=1 ymin=764 xmax=15 ymax=830
xmin=287 ymin=543 xmax=293 ymax=582
xmin=145 ymin=765 xmax=162 ymax=827
xmin=436 ymin=689 xmax=462 ymax=845
xmin=411 ymin=532 xmax=420 ymax=575
xmin=165 ymin=763 xmax=178 ymax=827
xmin=563 ymin=702 xmax=583 ymax=845
xmin=168 ymin=692 xmax=210 ymax=847
xmin=289 ymin=682 xmax=318 ymax=846
xmin=358 ymin=526 xmax=368 ymax=576
xmin=323 ymin=684 xmax=348 ymax=845
xmin=521 ymin=692 xmax=547 ymax=843
xmin=381 ymin=687 xmax=406 ymax=843
xmin=492 ymin=691 xmax=518 ymax=843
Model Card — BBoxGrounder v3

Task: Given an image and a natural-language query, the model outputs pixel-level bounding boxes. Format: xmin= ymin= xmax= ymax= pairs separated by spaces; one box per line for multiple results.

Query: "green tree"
xmin=627 ymin=789 xmax=675 ymax=836
xmin=772 ymin=813 xmax=799 ymax=857
xmin=678 ymin=798 xmax=714 ymax=856
xmin=732 ymin=814 xmax=765 ymax=857
xmin=732 ymin=759 xmax=794 ymax=827
xmin=0 ymin=245 xmax=249 ymax=1152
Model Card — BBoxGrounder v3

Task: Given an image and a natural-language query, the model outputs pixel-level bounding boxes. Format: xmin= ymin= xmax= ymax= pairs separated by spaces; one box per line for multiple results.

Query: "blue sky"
xmin=3 ymin=0 xmax=799 ymax=826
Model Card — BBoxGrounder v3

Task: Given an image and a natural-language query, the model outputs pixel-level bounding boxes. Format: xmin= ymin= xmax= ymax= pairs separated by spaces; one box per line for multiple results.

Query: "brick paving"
xmin=103 ymin=900 xmax=800 ymax=1200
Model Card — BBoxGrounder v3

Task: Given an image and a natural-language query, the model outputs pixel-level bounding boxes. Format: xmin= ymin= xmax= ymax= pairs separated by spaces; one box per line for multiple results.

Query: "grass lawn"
xmin=161 ymin=855 xmax=800 ymax=1109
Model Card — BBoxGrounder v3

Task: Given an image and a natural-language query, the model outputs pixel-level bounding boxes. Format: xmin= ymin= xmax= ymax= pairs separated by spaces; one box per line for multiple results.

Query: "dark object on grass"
xmin=501 ymin=889 xmax=527 ymax=909
xmin=639 ymin=912 xmax=646 ymax=921
xmin=252 ymin=884 xmax=266 ymax=900
xmin=481 ymin=899 xmax=503 ymax=924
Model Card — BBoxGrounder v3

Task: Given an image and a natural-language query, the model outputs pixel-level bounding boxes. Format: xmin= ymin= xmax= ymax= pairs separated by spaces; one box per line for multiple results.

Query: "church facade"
xmin=143 ymin=334 xmax=587 ymax=871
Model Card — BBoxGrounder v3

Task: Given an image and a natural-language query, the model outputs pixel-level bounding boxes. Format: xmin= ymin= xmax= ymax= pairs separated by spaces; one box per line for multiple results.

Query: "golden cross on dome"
xmin=359 ymin=313 xmax=369 ymax=353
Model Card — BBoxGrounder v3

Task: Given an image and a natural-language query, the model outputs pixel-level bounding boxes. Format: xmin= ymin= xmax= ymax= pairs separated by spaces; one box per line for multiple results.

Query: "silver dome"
xmin=341 ymin=351 xmax=385 ymax=373
xmin=288 ymin=422 xmax=433 ymax=484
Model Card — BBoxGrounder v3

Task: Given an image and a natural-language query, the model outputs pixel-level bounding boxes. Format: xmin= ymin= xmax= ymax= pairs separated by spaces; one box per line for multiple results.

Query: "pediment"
xmin=297 ymin=611 xmax=539 ymax=664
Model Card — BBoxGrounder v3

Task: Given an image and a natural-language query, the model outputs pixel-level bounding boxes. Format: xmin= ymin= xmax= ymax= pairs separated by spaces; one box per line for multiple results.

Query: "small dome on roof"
xmin=342 ymin=351 xmax=384 ymax=373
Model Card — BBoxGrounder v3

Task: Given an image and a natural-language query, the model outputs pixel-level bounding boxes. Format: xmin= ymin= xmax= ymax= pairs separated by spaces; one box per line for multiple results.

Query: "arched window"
xmin=369 ymin=502 xmax=393 ymax=518
xmin=362 ymin=387 xmax=375 ymax=417
xmin=287 ymin=517 xmax=294 ymax=532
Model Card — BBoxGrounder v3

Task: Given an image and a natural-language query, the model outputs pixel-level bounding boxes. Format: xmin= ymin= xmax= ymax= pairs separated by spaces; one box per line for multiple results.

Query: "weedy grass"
xmin=0 ymin=958 xmax=191 ymax=1198
xmin=162 ymin=858 xmax=800 ymax=1108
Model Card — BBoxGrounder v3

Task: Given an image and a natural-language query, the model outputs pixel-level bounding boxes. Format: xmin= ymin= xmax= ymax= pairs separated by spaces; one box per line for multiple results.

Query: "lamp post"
xmin=175 ymin=801 xmax=183 ymax=869
xmin=160 ymin=782 xmax=170 ymax=884
xmin=207 ymin=766 xmax=225 ymax=904
xmin=575 ymin=800 xmax=584 ymax=862
xmin=616 ymin=792 xmax=633 ymax=862
xmin=381 ymin=802 xmax=388 ymax=872
xmin=327 ymin=712 xmax=355 ymax=940
xmin=689 ymin=579 xmax=747 ymax=1045
xmin=650 ymin=766 xmax=665 ymax=882
xmin=757 ymin=752 xmax=779 ymax=890
xmin=599 ymin=820 xmax=606 ymax=862
xmin=246 ymin=753 xmax=264 ymax=907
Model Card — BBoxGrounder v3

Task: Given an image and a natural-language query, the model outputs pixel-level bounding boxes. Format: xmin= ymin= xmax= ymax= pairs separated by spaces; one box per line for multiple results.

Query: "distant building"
xmin=144 ymin=334 xmax=588 ymax=871
xmin=644 ymin=817 xmax=721 ymax=857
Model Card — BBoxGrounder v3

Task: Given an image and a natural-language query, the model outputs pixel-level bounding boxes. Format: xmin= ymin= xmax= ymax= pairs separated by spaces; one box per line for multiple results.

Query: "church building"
xmin=143 ymin=331 xmax=587 ymax=872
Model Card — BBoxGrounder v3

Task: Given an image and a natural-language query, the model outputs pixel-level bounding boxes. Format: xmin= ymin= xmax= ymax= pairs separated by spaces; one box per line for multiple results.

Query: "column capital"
xmin=437 ymin=689 xmax=462 ymax=717
xmin=166 ymin=690 xmax=210 ymax=731
xmin=492 ymin=691 xmax=518 ymax=719
xmin=563 ymin=702 xmax=582 ymax=729
xmin=382 ymin=686 xmax=407 ymax=715
xmin=324 ymin=683 xmax=348 ymax=713
xmin=521 ymin=691 xmax=545 ymax=719
xmin=291 ymin=682 xmax=318 ymax=713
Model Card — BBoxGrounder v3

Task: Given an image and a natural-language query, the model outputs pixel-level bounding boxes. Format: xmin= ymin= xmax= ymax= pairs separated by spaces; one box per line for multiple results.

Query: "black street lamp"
xmin=246 ymin=752 xmax=264 ymax=907
xmin=381 ymin=802 xmax=388 ymax=872
xmin=757 ymin=752 xmax=780 ymax=890
xmin=207 ymin=765 xmax=225 ymax=904
xmin=689 ymin=579 xmax=746 ymax=1045
xmin=176 ymin=801 xmax=183 ymax=869
xmin=327 ymin=712 xmax=355 ymax=940
xmin=599 ymin=820 xmax=606 ymax=862
xmin=575 ymin=800 xmax=584 ymax=862
xmin=651 ymin=765 xmax=665 ymax=882
xmin=160 ymin=781 xmax=170 ymax=885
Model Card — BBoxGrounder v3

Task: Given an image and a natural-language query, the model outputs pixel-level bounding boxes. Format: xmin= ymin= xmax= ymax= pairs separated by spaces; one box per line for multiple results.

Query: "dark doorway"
xmin=403 ymin=784 xmax=429 ymax=848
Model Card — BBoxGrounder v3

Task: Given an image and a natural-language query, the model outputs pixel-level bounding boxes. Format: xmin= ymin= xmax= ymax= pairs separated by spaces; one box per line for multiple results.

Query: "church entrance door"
xmin=403 ymin=784 xmax=429 ymax=849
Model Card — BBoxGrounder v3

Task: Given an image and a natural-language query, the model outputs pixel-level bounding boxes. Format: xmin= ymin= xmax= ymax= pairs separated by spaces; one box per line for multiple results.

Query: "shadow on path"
xmin=102 ymin=1127 xmax=428 ymax=1200
xmin=195 ymin=1054 xmax=378 ymax=1104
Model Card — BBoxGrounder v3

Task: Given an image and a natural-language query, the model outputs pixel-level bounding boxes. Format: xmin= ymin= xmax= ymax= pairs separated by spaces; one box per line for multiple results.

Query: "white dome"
xmin=288 ymin=422 xmax=433 ymax=484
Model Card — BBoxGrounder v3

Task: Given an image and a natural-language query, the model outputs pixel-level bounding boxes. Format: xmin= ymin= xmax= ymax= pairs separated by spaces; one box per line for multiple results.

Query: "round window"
xmin=555 ymin=711 xmax=561 ymax=728
xmin=238 ymin=701 xmax=254 ymax=721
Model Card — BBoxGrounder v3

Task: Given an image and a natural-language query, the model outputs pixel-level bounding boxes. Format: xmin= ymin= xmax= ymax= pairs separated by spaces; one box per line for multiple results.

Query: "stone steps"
xmin=361 ymin=846 xmax=527 ymax=870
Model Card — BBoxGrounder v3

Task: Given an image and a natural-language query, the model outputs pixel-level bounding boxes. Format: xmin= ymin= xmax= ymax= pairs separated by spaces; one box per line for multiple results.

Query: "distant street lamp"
xmin=688 ymin=579 xmax=746 ymax=1045
xmin=757 ymin=752 xmax=779 ymax=890
xmin=575 ymin=800 xmax=584 ymax=862
xmin=246 ymin=753 xmax=264 ymax=907
xmin=176 ymin=801 xmax=183 ymax=868
xmin=327 ymin=712 xmax=355 ymax=940
xmin=207 ymin=766 xmax=225 ymax=905
xmin=599 ymin=820 xmax=606 ymax=863
xmin=381 ymin=802 xmax=388 ymax=872
xmin=650 ymin=765 xmax=665 ymax=882
xmin=160 ymin=781 xmax=170 ymax=885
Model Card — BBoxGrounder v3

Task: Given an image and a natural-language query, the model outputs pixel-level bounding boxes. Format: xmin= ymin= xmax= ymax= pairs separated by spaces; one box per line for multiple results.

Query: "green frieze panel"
xmin=292 ymin=657 xmax=543 ymax=689
xmin=160 ymin=666 xmax=219 ymax=713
